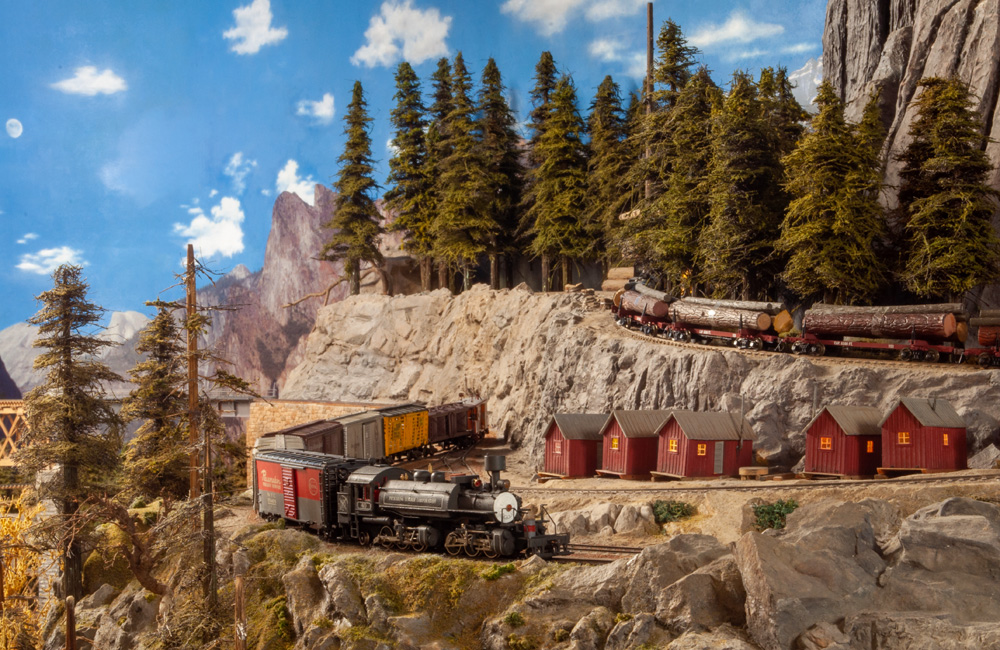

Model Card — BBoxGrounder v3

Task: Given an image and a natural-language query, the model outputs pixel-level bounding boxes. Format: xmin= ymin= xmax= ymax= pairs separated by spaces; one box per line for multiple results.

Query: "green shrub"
xmin=753 ymin=499 xmax=799 ymax=531
xmin=482 ymin=563 xmax=517 ymax=581
xmin=652 ymin=500 xmax=695 ymax=524
xmin=553 ymin=628 xmax=570 ymax=642
xmin=507 ymin=633 xmax=537 ymax=650
xmin=130 ymin=496 xmax=148 ymax=509
xmin=504 ymin=611 xmax=525 ymax=628
xmin=614 ymin=612 xmax=633 ymax=624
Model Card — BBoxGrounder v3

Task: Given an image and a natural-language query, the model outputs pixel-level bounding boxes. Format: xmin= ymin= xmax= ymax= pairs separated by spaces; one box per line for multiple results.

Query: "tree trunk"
xmin=62 ymin=464 xmax=82 ymax=601
xmin=619 ymin=291 xmax=671 ymax=319
xmin=681 ymin=296 xmax=784 ymax=315
xmin=802 ymin=310 xmax=957 ymax=340
xmin=809 ymin=303 xmax=965 ymax=316
xmin=541 ymin=255 xmax=551 ymax=292
xmin=561 ymin=257 xmax=571 ymax=287
xmin=489 ymin=255 xmax=499 ymax=290
xmin=671 ymin=300 xmax=772 ymax=332
xmin=437 ymin=262 xmax=449 ymax=293
xmin=979 ymin=326 xmax=1000 ymax=347
xmin=420 ymin=258 xmax=432 ymax=292
xmin=633 ymin=283 xmax=675 ymax=304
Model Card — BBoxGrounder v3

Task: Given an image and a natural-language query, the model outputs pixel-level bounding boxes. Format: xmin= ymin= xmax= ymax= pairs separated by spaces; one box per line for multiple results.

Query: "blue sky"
xmin=0 ymin=0 xmax=826 ymax=329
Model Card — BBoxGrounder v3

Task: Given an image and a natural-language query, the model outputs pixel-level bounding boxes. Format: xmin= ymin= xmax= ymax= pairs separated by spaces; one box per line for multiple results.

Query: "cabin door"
xmin=714 ymin=442 xmax=725 ymax=474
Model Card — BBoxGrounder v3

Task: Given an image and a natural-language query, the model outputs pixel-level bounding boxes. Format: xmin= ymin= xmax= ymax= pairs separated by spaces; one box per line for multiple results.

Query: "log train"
xmin=612 ymin=280 xmax=1000 ymax=366
xmin=252 ymin=450 xmax=570 ymax=559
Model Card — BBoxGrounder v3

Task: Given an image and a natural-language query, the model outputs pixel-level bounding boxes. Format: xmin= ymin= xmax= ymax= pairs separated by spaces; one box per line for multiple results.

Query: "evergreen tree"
xmin=527 ymin=51 xmax=559 ymax=153
xmin=525 ymin=75 xmax=590 ymax=289
xmin=120 ymin=306 xmax=190 ymax=501
xmin=699 ymin=72 xmax=783 ymax=299
xmin=322 ymin=81 xmax=384 ymax=295
xmin=433 ymin=52 xmax=493 ymax=289
xmin=426 ymin=57 xmax=454 ymax=289
xmin=18 ymin=264 xmax=123 ymax=600
xmin=897 ymin=77 xmax=1000 ymax=299
xmin=759 ymin=67 xmax=809 ymax=157
xmin=654 ymin=18 xmax=699 ymax=109
xmin=385 ymin=62 xmax=435 ymax=290
xmin=476 ymin=57 xmax=523 ymax=288
xmin=778 ymin=81 xmax=888 ymax=303
xmin=585 ymin=75 xmax=633 ymax=264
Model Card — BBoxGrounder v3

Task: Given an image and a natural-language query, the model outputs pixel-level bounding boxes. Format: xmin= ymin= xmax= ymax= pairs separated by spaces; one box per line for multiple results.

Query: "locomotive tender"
xmin=253 ymin=449 xmax=570 ymax=559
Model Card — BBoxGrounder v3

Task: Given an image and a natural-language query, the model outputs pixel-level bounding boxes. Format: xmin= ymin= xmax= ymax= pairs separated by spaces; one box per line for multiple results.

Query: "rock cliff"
xmin=0 ymin=356 xmax=19 ymax=399
xmin=824 ymin=0 xmax=1000 ymax=210
xmin=283 ymin=286 xmax=1000 ymax=468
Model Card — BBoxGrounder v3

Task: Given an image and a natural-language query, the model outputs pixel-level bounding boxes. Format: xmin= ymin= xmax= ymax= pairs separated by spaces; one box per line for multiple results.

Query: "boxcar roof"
xmin=377 ymin=403 xmax=426 ymax=417
xmin=609 ymin=410 xmax=673 ymax=438
xmin=263 ymin=419 xmax=344 ymax=438
xmin=665 ymin=410 xmax=756 ymax=441
xmin=551 ymin=413 xmax=610 ymax=440
xmin=336 ymin=410 xmax=381 ymax=425
xmin=880 ymin=397 xmax=965 ymax=429
xmin=809 ymin=405 xmax=883 ymax=437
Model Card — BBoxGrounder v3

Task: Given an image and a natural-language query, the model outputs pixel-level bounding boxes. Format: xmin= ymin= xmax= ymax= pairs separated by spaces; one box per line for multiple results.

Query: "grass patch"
xmin=504 ymin=611 xmax=525 ymax=628
xmin=753 ymin=499 xmax=799 ymax=531
xmin=481 ymin=562 xmax=516 ymax=581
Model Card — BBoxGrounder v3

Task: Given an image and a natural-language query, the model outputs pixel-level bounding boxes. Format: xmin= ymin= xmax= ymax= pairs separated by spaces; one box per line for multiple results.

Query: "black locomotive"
xmin=253 ymin=449 xmax=570 ymax=559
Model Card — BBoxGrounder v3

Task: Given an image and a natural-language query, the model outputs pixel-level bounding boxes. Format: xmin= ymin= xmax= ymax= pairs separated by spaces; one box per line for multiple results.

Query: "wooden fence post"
xmin=234 ymin=576 xmax=246 ymax=650
xmin=65 ymin=595 xmax=76 ymax=650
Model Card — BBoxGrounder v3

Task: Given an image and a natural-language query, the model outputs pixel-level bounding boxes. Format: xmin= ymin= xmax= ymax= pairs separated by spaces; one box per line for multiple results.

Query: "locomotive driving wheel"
xmin=378 ymin=526 xmax=397 ymax=550
xmin=444 ymin=530 xmax=467 ymax=556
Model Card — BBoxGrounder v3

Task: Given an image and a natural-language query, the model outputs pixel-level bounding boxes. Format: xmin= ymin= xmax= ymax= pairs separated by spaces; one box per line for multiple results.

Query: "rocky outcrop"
xmin=0 ymin=355 xmax=19 ymax=399
xmin=824 ymin=0 xmax=1000 ymax=212
xmin=283 ymin=286 xmax=1000 ymax=467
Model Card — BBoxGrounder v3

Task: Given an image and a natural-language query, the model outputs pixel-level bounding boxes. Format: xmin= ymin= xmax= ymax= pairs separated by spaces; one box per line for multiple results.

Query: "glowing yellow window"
xmin=668 ymin=439 xmax=678 ymax=453
xmin=866 ymin=440 xmax=874 ymax=453
xmin=553 ymin=439 xmax=562 ymax=454
xmin=898 ymin=431 xmax=910 ymax=445
xmin=697 ymin=444 xmax=707 ymax=456
xmin=611 ymin=437 xmax=619 ymax=451
xmin=820 ymin=437 xmax=832 ymax=450
xmin=943 ymin=433 xmax=949 ymax=446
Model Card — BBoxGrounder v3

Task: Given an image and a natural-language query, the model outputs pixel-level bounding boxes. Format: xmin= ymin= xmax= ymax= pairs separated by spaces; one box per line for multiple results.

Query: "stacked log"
xmin=670 ymin=300 xmax=771 ymax=332
xmin=803 ymin=309 xmax=957 ymax=341
xmin=771 ymin=310 xmax=794 ymax=335
xmin=633 ymin=282 xmax=675 ymax=303
xmin=607 ymin=267 xmax=635 ymax=280
xmin=683 ymin=296 xmax=786 ymax=315
xmin=619 ymin=291 xmax=671 ymax=319
xmin=972 ymin=313 xmax=1000 ymax=347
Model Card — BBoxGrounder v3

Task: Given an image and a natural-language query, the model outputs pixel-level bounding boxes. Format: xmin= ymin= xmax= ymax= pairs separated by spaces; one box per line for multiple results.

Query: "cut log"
xmin=803 ymin=311 xmax=957 ymax=341
xmin=979 ymin=326 xmax=1000 ymax=348
xmin=979 ymin=309 xmax=1000 ymax=319
xmin=612 ymin=288 xmax=625 ymax=308
xmin=969 ymin=317 xmax=1000 ymax=327
xmin=808 ymin=303 xmax=965 ymax=316
xmin=956 ymin=321 xmax=968 ymax=344
xmin=619 ymin=291 xmax=671 ymax=319
xmin=772 ymin=310 xmax=794 ymax=335
xmin=602 ymin=278 xmax=630 ymax=293
xmin=606 ymin=267 xmax=635 ymax=281
xmin=670 ymin=300 xmax=771 ymax=332
xmin=633 ymin=282 xmax=676 ymax=304
xmin=682 ymin=296 xmax=786 ymax=315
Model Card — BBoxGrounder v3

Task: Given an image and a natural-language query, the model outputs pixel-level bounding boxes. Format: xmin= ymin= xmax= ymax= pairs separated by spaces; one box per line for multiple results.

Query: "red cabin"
xmin=542 ymin=414 xmax=609 ymax=478
xmin=803 ymin=405 xmax=882 ymax=477
xmin=653 ymin=411 xmax=755 ymax=479
xmin=880 ymin=397 xmax=967 ymax=472
xmin=597 ymin=410 xmax=673 ymax=479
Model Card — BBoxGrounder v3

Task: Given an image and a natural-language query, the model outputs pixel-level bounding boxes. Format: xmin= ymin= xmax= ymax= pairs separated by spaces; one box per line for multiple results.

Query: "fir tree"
xmin=525 ymin=75 xmax=590 ymax=289
xmin=426 ymin=57 xmax=454 ymax=289
xmin=527 ymin=51 xmax=559 ymax=153
xmin=18 ymin=264 xmax=123 ymax=600
xmin=385 ymin=62 xmax=435 ymax=290
xmin=654 ymin=18 xmax=699 ymax=109
xmin=322 ymin=81 xmax=384 ymax=295
xmin=778 ymin=81 xmax=888 ymax=303
xmin=759 ymin=67 xmax=809 ymax=157
xmin=476 ymin=57 xmax=523 ymax=288
xmin=433 ymin=52 xmax=493 ymax=289
xmin=897 ymin=77 xmax=1000 ymax=299
xmin=120 ymin=306 xmax=190 ymax=501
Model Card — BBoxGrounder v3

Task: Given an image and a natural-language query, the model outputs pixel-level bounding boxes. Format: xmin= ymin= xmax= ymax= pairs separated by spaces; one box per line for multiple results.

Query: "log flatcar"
xmin=253 ymin=449 xmax=569 ymax=558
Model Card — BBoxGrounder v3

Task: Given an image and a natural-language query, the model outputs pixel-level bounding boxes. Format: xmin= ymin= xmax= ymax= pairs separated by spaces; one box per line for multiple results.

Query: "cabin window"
xmin=668 ymin=439 xmax=678 ymax=453
xmin=820 ymin=437 xmax=832 ymax=451
xmin=898 ymin=431 xmax=910 ymax=445
xmin=943 ymin=433 xmax=949 ymax=447
xmin=611 ymin=437 xmax=619 ymax=451
xmin=697 ymin=444 xmax=707 ymax=456
xmin=553 ymin=438 xmax=562 ymax=454
xmin=866 ymin=440 xmax=874 ymax=453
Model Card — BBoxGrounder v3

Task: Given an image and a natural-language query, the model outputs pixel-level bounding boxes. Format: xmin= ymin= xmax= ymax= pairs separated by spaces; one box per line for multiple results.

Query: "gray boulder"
xmin=567 ymin=606 xmax=615 ymax=650
xmin=656 ymin=555 xmax=746 ymax=633
xmin=605 ymin=613 xmax=669 ymax=650
xmin=91 ymin=584 xmax=160 ymax=650
xmin=844 ymin=612 xmax=1000 ymax=650
xmin=666 ymin=623 xmax=761 ymax=649
xmin=621 ymin=534 xmax=730 ymax=614
xmin=613 ymin=504 xmax=659 ymax=535
xmin=282 ymin=556 xmax=326 ymax=637
xmin=318 ymin=564 xmax=367 ymax=626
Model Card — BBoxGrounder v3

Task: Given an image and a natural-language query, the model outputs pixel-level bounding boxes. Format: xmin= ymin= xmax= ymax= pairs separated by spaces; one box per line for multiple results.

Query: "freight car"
xmin=612 ymin=281 xmax=1000 ymax=365
xmin=255 ymin=399 xmax=488 ymax=463
xmin=253 ymin=449 xmax=569 ymax=558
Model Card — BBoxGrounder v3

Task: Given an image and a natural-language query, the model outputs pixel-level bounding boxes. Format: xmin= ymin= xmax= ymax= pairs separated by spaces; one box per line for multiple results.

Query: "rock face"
xmin=824 ymin=0 xmax=1000 ymax=213
xmin=283 ymin=286 xmax=1000 ymax=467
xmin=0 ymin=355 xmax=19 ymax=399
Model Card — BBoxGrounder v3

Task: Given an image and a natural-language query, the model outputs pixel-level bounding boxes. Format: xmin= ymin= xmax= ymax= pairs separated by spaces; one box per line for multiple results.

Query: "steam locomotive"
xmin=253 ymin=449 xmax=570 ymax=559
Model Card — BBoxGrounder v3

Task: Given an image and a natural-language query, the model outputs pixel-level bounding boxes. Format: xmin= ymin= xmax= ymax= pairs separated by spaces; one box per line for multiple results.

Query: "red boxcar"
xmin=542 ymin=413 xmax=609 ymax=478
xmin=653 ymin=411 xmax=754 ymax=479
xmin=880 ymin=397 xmax=967 ymax=471
xmin=597 ymin=410 xmax=673 ymax=478
xmin=803 ymin=405 xmax=882 ymax=477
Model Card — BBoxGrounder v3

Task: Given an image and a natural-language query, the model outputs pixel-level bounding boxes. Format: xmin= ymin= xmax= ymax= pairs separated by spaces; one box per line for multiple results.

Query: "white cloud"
xmin=585 ymin=0 xmax=646 ymax=21
xmin=261 ymin=188 xmax=272 ymax=197
xmin=296 ymin=92 xmax=335 ymax=125
xmin=17 ymin=246 xmax=86 ymax=274
xmin=689 ymin=11 xmax=784 ymax=48
xmin=173 ymin=196 xmax=245 ymax=258
xmin=223 ymin=0 xmax=288 ymax=55
xmin=352 ymin=0 xmax=451 ymax=68
xmin=728 ymin=49 xmax=771 ymax=61
xmin=51 ymin=66 xmax=127 ymax=96
xmin=589 ymin=38 xmax=624 ymax=62
xmin=782 ymin=42 xmax=819 ymax=54
xmin=223 ymin=152 xmax=257 ymax=195
xmin=501 ymin=0 xmax=586 ymax=36
xmin=16 ymin=233 xmax=38 ymax=245
xmin=275 ymin=160 xmax=316 ymax=205
xmin=209 ymin=189 xmax=219 ymax=198
xmin=386 ymin=138 xmax=400 ymax=156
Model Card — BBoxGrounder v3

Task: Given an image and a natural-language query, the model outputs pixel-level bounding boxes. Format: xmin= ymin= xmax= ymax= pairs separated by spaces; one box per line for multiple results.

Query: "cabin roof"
xmin=665 ymin=410 xmax=756 ymax=441
xmin=551 ymin=413 xmax=611 ymax=440
xmin=880 ymin=397 xmax=965 ymax=429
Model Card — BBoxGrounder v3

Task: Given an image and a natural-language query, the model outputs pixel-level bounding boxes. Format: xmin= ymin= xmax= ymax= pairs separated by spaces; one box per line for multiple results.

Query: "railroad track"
xmin=552 ymin=543 xmax=642 ymax=565
xmin=610 ymin=314 xmax=983 ymax=374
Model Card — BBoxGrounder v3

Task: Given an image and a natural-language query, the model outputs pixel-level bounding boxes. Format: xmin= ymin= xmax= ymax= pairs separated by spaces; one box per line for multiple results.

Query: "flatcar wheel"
xmin=978 ymin=352 xmax=992 ymax=366
xmin=899 ymin=348 xmax=913 ymax=362
xmin=925 ymin=350 xmax=940 ymax=363
xmin=444 ymin=531 xmax=465 ymax=556
xmin=749 ymin=338 xmax=763 ymax=350
xmin=358 ymin=530 xmax=371 ymax=547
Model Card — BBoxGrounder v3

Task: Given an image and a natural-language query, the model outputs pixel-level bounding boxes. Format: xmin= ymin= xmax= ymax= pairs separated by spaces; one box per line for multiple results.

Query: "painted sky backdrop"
xmin=0 ymin=0 xmax=826 ymax=329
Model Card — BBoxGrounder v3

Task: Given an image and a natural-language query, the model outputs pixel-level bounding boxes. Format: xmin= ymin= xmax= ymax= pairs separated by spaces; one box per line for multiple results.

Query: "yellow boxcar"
xmin=380 ymin=404 xmax=429 ymax=458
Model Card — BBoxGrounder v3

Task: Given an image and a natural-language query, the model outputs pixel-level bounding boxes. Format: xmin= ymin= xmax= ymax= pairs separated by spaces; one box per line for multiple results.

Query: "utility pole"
xmin=234 ymin=576 xmax=246 ymax=650
xmin=645 ymin=1 xmax=654 ymax=200
xmin=187 ymin=244 xmax=201 ymax=500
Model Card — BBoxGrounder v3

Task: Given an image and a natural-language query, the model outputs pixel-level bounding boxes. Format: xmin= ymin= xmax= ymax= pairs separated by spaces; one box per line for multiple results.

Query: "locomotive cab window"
xmin=696 ymin=444 xmax=707 ymax=456
xmin=898 ymin=431 xmax=910 ymax=445
xmin=611 ymin=437 xmax=619 ymax=451
xmin=668 ymin=439 xmax=678 ymax=453
xmin=820 ymin=437 xmax=832 ymax=450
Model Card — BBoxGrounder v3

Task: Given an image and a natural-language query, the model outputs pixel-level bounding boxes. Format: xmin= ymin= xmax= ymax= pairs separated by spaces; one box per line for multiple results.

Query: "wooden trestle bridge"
xmin=0 ymin=400 xmax=26 ymax=468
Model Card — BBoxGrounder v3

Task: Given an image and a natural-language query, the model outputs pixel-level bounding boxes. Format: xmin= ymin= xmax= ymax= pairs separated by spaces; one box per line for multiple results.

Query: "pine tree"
xmin=476 ymin=57 xmax=523 ymax=288
xmin=433 ymin=52 xmax=493 ymax=289
xmin=699 ymin=72 xmax=783 ymax=299
xmin=525 ymin=75 xmax=590 ymax=289
xmin=385 ymin=62 xmax=435 ymax=291
xmin=18 ymin=264 xmax=123 ymax=600
xmin=778 ymin=81 xmax=888 ymax=303
xmin=759 ymin=67 xmax=809 ymax=157
xmin=426 ymin=57 xmax=454 ymax=289
xmin=897 ymin=77 xmax=1000 ymax=299
xmin=322 ymin=81 xmax=384 ymax=295
xmin=120 ymin=306 xmax=190 ymax=501
xmin=527 ymin=51 xmax=559 ymax=153
xmin=654 ymin=18 xmax=699 ymax=109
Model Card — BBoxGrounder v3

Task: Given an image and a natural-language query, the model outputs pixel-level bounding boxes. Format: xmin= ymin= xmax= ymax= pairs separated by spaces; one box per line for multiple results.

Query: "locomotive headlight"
xmin=493 ymin=492 xmax=519 ymax=524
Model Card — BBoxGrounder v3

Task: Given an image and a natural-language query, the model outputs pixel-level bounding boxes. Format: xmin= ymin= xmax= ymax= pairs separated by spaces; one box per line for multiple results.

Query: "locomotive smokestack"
xmin=484 ymin=455 xmax=506 ymax=491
